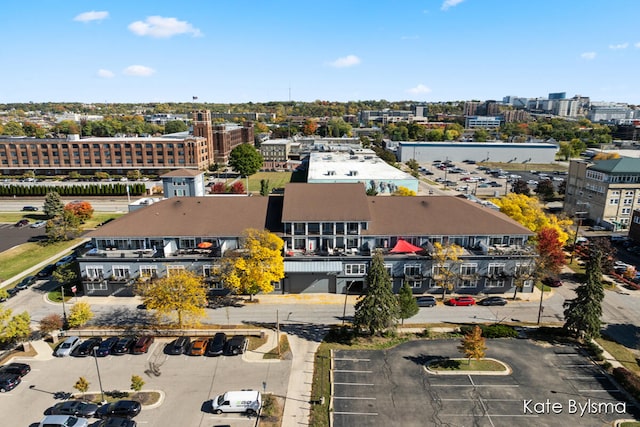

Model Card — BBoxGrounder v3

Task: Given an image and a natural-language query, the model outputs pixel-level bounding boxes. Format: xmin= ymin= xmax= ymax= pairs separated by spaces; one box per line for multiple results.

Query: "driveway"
xmin=332 ymin=339 xmax=637 ymax=427
xmin=0 ymin=338 xmax=290 ymax=427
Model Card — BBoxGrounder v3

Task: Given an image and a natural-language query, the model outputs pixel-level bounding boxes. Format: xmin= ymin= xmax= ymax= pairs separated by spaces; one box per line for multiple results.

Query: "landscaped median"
xmin=425 ymin=357 xmax=511 ymax=375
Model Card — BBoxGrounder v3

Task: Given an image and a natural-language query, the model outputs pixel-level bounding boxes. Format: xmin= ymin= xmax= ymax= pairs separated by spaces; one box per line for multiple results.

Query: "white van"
xmin=211 ymin=390 xmax=261 ymax=415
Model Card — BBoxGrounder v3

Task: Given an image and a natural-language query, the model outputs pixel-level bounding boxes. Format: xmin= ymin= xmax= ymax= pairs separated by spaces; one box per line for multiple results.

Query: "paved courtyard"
xmin=332 ymin=339 xmax=638 ymax=427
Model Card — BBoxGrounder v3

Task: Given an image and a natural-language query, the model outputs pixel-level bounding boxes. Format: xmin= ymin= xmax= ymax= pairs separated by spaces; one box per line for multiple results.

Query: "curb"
xmin=424 ymin=357 xmax=512 ymax=376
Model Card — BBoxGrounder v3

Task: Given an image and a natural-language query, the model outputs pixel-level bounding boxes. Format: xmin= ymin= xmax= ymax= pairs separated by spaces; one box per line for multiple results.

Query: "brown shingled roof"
xmin=160 ymin=169 xmax=203 ymax=177
xmin=282 ymin=183 xmax=371 ymax=221
xmin=365 ymin=196 xmax=532 ymax=236
xmin=88 ymin=196 xmax=273 ymax=238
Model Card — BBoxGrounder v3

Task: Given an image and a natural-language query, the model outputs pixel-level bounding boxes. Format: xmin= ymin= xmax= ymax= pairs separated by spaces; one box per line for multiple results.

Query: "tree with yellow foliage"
xmin=135 ymin=270 xmax=207 ymax=328
xmin=593 ymin=152 xmax=620 ymax=160
xmin=490 ymin=193 xmax=573 ymax=245
xmin=431 ymin=242 xmax=464 ymax=300
xmin=393 ymin=186 xmax=416 ymax=196
xmin=219 ymin=229 xmax=285 ymax=300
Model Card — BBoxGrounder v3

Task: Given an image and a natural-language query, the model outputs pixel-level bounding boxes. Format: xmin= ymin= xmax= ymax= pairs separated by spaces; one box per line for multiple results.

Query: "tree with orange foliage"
xmin=302 ymin=119 xmax=318 ymax=136
xmin=593 ymin=152 xmax=621 ymax=160
xmin=536 ymin=227 xmax=565 ymax=277
xmin=64 ymin=201 xmax=94 ymax=223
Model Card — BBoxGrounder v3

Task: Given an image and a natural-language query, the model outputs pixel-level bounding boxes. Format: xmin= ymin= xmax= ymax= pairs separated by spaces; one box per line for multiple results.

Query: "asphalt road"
xmin=332 ymin=339 xmax=637 ymax=427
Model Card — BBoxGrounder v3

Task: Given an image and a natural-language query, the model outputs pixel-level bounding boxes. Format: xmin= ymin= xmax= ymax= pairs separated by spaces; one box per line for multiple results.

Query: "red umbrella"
xmin=197 ymin=242 xmax=213 ymax=249
xmin=390 ymin=238 xmax=423 ymax=254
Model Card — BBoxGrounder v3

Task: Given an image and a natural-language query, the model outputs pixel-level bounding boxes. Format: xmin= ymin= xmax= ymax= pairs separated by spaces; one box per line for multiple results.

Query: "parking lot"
xmin=0 ymin=337 xmax=290 ymax=426
xmin=332 ymin=339 xmax=637 ymax=427
xmin=0 ymin=222 xmax=46 ymax=253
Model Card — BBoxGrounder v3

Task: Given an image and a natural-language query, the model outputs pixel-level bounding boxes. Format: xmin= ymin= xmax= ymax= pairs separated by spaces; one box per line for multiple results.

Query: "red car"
xmin=542 ymin=277 xmax=563 ymax=287
xmin=445 ymin=296 xmax=476 ymax=306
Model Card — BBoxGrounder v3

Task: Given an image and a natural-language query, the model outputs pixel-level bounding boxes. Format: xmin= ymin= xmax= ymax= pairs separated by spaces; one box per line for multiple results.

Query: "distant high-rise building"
xmin=463 ymin=101 xmax=480 ymax=116
xmin=548 ymin=92 xmax=566 ymax=100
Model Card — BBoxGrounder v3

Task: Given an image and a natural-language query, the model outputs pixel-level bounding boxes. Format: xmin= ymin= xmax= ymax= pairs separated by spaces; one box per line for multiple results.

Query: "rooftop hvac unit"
xmin=349 ymin=170 xmax=358 ymax=176
xmin=327 ymin=170 xmax=336 ymax=176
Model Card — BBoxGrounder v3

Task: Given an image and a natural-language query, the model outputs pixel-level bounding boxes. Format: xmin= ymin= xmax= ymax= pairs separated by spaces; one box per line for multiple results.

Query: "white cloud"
xmin=581 ymin=52 xmax=596 ymax=60
xmin=406 ymin=84 xmax=432 ymax=95
xmin=97 ymin=69 xmax=115 ymax=78
xmin=74 ymin=11 xmax=109 ymax=23
xmin=128 ymin=16 xmax=202 ymax=38
xmin=328 ymin=55 xmax=361 ymax=68
xmin=441 ymin=0 xmax=465 ymax=11
xmin=123 ymin=65 xmax=156 ymax=77
xmin=635 ymin=42 xmax=640 ymax=48
xmin=609 ymin=42 xmax=629 ymax=50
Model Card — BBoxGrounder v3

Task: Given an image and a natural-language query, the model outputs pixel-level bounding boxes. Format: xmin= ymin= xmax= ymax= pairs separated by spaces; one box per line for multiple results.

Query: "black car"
xmin=205 ymin=332 xmax=227 ymax=356
xmin=416 ymin=296 xmax=437 ymax=307
xmin=7 ymin=287 xmax=20 ymax=298
xmin=15 ymin=219 xmax=29 ymax=227
xmin=51 ymin=400 xmax=98 ymax=418
xmin=73 ymin=337 xmax=103 ymax=357
xmin=478 ymin=296 xmax=508 ymax=306
xmin=225 ymin=335 xmax=248 ymax=355
xmin=95 ymin=336 xmax=119 ymax=357
xmin=0 ymin=362 xmax=30 ymax=377
xmin=21 ymin=206 xmax=38 ymax=211
xmin=96 ymin=418 xmax=137 ymax=427
xmin=0 ymin=372 xmax=21 ymax=392
xmin=166 ymin=336 xmax=191 ymax=355
xmin=96 ymin=400 xmax=141 ymax=419
xmin=112 ymin=337 xmax=136 ymax=355
xmin=37 ymin=264 xmax=57 ymax=278
xmin=15 ymin=275 xmax=36 ymax=290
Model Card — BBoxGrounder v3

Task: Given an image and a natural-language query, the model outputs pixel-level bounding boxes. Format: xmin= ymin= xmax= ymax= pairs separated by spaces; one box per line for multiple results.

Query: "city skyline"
xmin=3 ymin=1 xmax=640 ymax=105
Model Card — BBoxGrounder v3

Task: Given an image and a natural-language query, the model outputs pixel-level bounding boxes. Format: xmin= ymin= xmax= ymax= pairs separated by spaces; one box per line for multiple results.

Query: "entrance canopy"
xmin=390 ymin=238 xmax=424 ymax=254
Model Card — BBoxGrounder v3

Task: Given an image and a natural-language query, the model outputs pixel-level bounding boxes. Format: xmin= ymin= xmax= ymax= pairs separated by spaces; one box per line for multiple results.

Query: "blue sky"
xmin=3 ymin=0 xmax=640 ymax=104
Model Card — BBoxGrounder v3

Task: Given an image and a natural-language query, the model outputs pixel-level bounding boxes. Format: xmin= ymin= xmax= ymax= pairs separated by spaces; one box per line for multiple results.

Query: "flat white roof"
xmin=307 ymin=151 xmax=415 ymax=181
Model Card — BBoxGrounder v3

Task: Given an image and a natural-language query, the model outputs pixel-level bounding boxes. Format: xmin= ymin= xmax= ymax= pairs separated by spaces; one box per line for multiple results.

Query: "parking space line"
xmin=563 ymin=364 xmax=595 ymax=367
xmin=333 ymin=369 xmax=372 ymax=373
xmin=565 ymin=376 xmax=607 ymax=379
xmin=334 ymin=358 xmax=371 ymax=362
xmin=430 ymin=384 xmax=520 ymax=388
xmin=334 ymin=396 xmax=376 ymax=400
xmin=333 ymin=382 xmax=375 ymax=386
xmin=439 ymin=414 xmax=539 ymax=418
xmin=577 ymin=389 xmax=622 ymax=393
xmin=334 ymin=411 xmax=378 ymax=416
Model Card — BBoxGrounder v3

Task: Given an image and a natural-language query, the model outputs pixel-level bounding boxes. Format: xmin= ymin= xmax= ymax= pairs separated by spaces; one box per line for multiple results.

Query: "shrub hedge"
xmin=0 ymin=183 xmax=146 ymax=197
xmin=613 ymin=367 xmax=640 ymax=401
xmin=460 ymin=324 xmax=518 ymax=338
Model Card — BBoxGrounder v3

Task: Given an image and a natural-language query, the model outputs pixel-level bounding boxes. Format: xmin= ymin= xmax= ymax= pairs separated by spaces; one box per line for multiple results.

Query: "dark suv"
xmin=225 ymin=335 xmax=248 ymax=356
xmin=205 ymin=333 xmax=226 ymax=356
xmin=0 ymin=372 xmax=21 ymax=392
xmin=166 ymin=337 xmax=191 ymax=355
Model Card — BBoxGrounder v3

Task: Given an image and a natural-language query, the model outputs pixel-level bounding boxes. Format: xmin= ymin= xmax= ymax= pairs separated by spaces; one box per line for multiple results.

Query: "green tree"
xmin=46 ymin=210 xmax=82 ymax=242
xmin=164 ymin=120 xmax=188 ymax=134
xmin=135 ymin=270 xmax=207 ymax=328
xmin=219 ymin=229 xmax=285 ymax=300
xmin=353 ymin=252 xmax=399 ymax=335
xmin=511 ymin=179 xmax=530 ymax=196
xmin=397 ymin=282 xmax=418 ymax=326
xmin=473 ymin=129 xmax=490 ymax=142
xmin=131 ymin=375 xmax=145 ymax=392
xmin=563 ymin=244 xmax=604 ymax=339
xmin=458 ymin=325 xmax=486 ymax=363
xmin=67 ymin=302 xmax=94 ymax=328
xmin=73 ymin=377 xmax=90 ymax=399
xmin=558 ymin=141 xmax=573 ymax=161
xmin=43 ymin=191 xmax=64 ymax=219
xmin=534 ymin=180 xmax=555 ymax=201
xmin=228 ymin=144 xmax=263 ymax=177
xmin=126 ymin=170 xmax=142 ymax=180
xmin=260 ymin=179 xmax=270 ymax=196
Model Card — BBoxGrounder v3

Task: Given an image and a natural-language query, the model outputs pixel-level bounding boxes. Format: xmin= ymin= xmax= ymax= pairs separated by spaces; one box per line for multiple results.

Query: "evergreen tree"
xmin=563 ymin=244 xmax=605 ymax=338
xmin=397 ymin=282 xmax=419 ymax=326
xmin=353 ymin=252 xmax=399 ymax=335
xmin=43 ymin=191 xmax=64 ymax=219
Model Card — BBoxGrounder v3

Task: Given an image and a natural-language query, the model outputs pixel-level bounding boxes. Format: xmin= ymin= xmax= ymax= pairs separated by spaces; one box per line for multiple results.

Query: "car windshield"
xmin=61 ymin=343 xmax=71 ymax=348
xmin=66 ymin=417 xmax=80 ymax=426
xmin=217 ymin=395 xmax=225 ymax=405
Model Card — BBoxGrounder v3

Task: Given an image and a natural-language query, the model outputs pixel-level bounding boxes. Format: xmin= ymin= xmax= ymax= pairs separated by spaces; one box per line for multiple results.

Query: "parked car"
xmin=55 ymin=254 xmax=76 ymax=267
xmin=55 ymin=336 xmax=81 ymax=357
xmin=37 ymin=264 xmax=57 ymax=278
xmin=95 ymin=336 xmax=119 ymax=357
xmin=51 ymin=401 xmax=98 ymax=418
xmin=205 ymin=333 xmax=227 ymax=356
xmin=112 ymin=337 xmax=136 ymax=355
xmin=7 ymin=287 xmax=20 ymax=298
xmin=96 ymin=400 xmax=141 ymax=419
xmin=445 ymin=296 xmax=476 ymax=306
xmin=132 ymin=336 xmax=154 ymax=354
xmin=22 ymin=205 xmax=39 ymax=211
xmin=225 ymin=335 xmax=248 ymax=355
xmin=542 ymin=277 xmax=563 ymax=287
xmin=31 ymin=220 xmax=47 ymax=228
xmin=96 ymin=418 xmax=137 ymax=427
xmin=416 ymin=296 xmax=437 ymax=307
xmin=0 ymin=372 xmax=21 ymax=392
xmin=38 ymin=415 xmax=89 ymax=427
xmin=0 ymin=362 xmax=31 ymax=377
xmin=166 ymin=336 xmax=191 ymax=355
xmin=73 ymin=337 xmax=103 ymax=357
xmin=478 ymin=296 xmax=508 ymax=306
xmin=189 ymin=337 xmax=209 ymax=356
xmin=15 ymin=219 xmax=29 ymax=227
xmin=15 ymin=275 xmax=36 ymax=290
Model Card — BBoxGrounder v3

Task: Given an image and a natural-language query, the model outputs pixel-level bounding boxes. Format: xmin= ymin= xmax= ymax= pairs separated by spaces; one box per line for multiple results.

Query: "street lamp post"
xmin=92 ymin=347 xmax=106 ymax=405
xmin=569 ymin=211 xmax=588 ymax=265
xmin=60 ymin=286 xmax=68 ymax=329
xmin=342 ymin=280 xmax=357 ymax=325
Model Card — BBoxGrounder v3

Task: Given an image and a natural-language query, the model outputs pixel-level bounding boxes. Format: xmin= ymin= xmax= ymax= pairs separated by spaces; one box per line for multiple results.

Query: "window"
xmin=203 ymin=265 xmax=212 ymax=277
xmin=622 ymin=208 xmax=631 ymax=215
xmin=432 ymin=264 xmax=449 ymax=278
xmin=294 ymin=223 xmax=305 ymax=235
xmin=112 ymin=265 xmax=130 ymax=279
xmin=167 ymin=265 xmax=185 ymax=276
xmin=488 ymin=263 xmax=505 ymax=276
xmin=308 ymin=223 xmax=320 ymax=235
xmin=85 ymin=266 xmax=104 ymax=279
xmin=609 ymin=198 xmax=619 ymax=205
xmin=322 ymin=223 xmax=334 ymax=235
xmin=139 ymin=266 xmax=157 ymax=278
xmin=272 ymin=281 xmax=282 ymax=291
xmin=347 ymin=222 xmax=359 ymax=235
xmin=515 ymin=263 xmax=531 ymax=277
xmin=403 ymin=279 xmax=422 ymax=289
xmin=384 ymin=263 xmax=393 ymax=277
xmin=460 ymin=263 xmax=477 ymax=276
xmin=405 ymin=264 xmax=422 ymax=277
xmin=345 ymin=264 xmax=366 ymax=275
xmin=624 ymin=198 xmax=633 ymax=205
xmin=459 ymin=277 xmax=477 ymax=288
xmin=87 ymin=282 xmax=108 ymax=291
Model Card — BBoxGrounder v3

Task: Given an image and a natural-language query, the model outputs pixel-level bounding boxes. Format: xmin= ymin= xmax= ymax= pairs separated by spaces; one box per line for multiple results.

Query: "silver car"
xmin=55 ymin=336 xmax=80 ymax=357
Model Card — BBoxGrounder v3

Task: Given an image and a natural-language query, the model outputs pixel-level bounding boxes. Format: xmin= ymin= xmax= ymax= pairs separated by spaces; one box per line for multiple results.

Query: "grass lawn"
xmin=620 ymin=422 xmax=640 ymax=427
xmin=247 ymin=172 xmax=292 ymax=192
xmin=429 ymin=358 xmax=506 ymax=371
xmin=264 ymin=334 xmax=291 ymax=359
xmin=0 ymin=239 xmax=82 ymax=284
xmin=596 ymin=336 xmax=640 ymax=374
